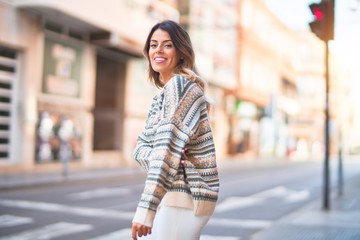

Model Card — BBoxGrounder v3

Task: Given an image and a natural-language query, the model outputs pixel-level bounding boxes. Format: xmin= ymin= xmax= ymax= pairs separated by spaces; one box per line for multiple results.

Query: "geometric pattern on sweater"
xmin=132 ymin=75 xmax=219 ymax=227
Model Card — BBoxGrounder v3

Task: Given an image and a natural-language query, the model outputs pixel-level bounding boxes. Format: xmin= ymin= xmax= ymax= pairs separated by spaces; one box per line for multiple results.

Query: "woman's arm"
xmin=133 ymin=132 xmax=152 ymax=171
xmin=133 ymin=95 xmax=161 ymax=171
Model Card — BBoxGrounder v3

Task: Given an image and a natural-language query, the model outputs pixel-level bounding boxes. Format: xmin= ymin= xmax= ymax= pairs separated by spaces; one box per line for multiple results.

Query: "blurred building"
xmin=289 ymin=32 xmax=326 ymax=161
xmin=327 ymin=49 xmax=354 ymax=157
xmin=1 ymin=0 xmax=345 ymax=174
xmin=172 ymin=0 xmax=347 ymax=161
xmin=0 ymin=0 xmax=178 ymax=172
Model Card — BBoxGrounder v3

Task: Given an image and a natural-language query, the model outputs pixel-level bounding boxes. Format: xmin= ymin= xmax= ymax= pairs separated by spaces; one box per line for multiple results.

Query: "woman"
xmin=131 ymin=20 xmax=219 ymax=240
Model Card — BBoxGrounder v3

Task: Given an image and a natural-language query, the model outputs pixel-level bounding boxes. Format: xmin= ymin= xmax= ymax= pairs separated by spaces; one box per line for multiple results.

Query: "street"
xmin=0 ymin=159 xmax=360 ymax=240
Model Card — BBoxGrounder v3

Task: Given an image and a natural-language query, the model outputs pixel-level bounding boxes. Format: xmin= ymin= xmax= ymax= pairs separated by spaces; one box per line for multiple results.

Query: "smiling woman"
xmin=131 ymin=20 xmax=220 ymax=240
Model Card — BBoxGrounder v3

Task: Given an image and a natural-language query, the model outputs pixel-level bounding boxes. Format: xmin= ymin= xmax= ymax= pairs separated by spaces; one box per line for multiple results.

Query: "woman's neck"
xmin=160 ymin=73 xmax=174 ymax=85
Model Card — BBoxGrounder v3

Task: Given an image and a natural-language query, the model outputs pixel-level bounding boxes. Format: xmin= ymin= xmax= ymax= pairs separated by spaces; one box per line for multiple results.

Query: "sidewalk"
xmin=0 ymin=166 xmax=146 ymax=190
xmin=252 ymin=172 xmax=360 ymax=240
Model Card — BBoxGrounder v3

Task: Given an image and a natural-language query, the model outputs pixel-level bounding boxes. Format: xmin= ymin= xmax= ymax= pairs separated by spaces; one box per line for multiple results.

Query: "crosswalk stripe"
xmin=0 ymin=199 xmax=134 ymax=220
xmin=208 ymin=217 xmax=272 ymax=229
xmin=68 ymin=187 xmax=132 ymax=200
xmin=88 ymin=228 xmax=132 ymax=240
xmin=0 ymin=199 xmax=271 ymax=231
xmin=215 ymin=197 xmax=264 ymax=212
xmin=200 ymin=236 xmax=241 ymax=240
xmin=0 ymin=222 xmax=92 ymax=240
xmin=216 ymin=186 xmax=310 ymax=213
xmin=0 ymin=215 xmax=33 ymax=227
xmin=86 ymin=228 xmax=241 ymax=240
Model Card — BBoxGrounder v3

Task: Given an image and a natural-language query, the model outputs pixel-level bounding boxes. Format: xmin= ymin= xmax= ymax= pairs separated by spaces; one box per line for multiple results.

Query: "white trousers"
xmin=139 ymin=206 xmax=211 ymax=240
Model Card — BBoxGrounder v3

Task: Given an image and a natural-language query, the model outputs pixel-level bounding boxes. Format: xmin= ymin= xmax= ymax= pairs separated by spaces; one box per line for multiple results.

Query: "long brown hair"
xmin=143 ymin=20 xmax=206 ymax=93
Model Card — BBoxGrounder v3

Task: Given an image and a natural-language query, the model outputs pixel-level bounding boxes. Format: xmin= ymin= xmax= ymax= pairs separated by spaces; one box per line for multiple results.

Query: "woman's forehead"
xmin=151 ymin=29 xmax=172 ymax=41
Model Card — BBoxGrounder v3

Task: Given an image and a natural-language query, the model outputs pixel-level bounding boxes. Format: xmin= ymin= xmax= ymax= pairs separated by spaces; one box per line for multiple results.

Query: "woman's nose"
xmin=156 ymin=45 xmax=164 ymax=53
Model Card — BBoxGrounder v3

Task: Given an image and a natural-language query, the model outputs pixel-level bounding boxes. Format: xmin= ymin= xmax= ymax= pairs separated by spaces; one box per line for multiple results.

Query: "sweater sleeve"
xmin=132 ymin=76 xmax=204 ymax=227
xmin=133 ymin=130 xmax=152 ymax=171
xmin=133 ymin=97 xmax=157 ymax=171
xmin=133 ymin=95 xmax=161 ymax=171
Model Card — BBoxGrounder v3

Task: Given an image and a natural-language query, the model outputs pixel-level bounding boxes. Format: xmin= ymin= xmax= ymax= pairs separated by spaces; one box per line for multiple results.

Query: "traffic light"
xmin=308 ymin=0 xmax=334 ymax=41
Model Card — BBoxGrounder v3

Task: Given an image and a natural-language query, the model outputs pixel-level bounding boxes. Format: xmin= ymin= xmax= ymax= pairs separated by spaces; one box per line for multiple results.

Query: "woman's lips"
xmin=154 ymin=57 xmax=166 ymax=63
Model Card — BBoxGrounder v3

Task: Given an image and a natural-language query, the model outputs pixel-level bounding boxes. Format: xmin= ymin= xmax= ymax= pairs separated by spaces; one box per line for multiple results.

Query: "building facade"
xmin=0 ymin=0 xmax=178 ymax=172
xmin=1 ymin=0 xmax=340 ymax=174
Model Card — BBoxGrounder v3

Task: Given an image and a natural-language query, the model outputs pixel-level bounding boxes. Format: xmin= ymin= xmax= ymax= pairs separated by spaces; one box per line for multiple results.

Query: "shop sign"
xmin=42 ymin=38 xmax=82 ymax=97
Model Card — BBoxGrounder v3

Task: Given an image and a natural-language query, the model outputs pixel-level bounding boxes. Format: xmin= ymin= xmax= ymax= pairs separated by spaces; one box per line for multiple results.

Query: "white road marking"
xmin=0 ymin=199 xmax=134 ymax=220
xmin=0 ymin=198 xmax=272 ymax=232
xmin=216 ymin=186 xmax=310 ymax=212
xmin=87 ymin=228 xmax=241 ymax=240
xmin=201 ymin=235 xmax=241 ymax=240
xmin=68 ymin=187 xmax=132 ymax=200
xmin=284 ymin=189 xmax=310 ymax=203
xmin=208 ymin=218 xmax=272 ymax=229
xmin=0 ymin=222 xmax=92 ymax=240
xmin=253 ymin=186 xmax=310 ymax=202
xmin=0 ymin=215 xmax=33 ymax=227
xmin=89 ymin=228 xmax=131 ymax=240
xmin=215 ymin=197 xmax=263 ymax=213
xmin=88 ymin=228 xmax=132 ymax=240
xmin=253 ymin=186 xmax=291 ymax=198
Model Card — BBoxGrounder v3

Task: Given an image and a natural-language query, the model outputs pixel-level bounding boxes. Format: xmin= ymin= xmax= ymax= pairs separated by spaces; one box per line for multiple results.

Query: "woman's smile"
xmin=154 ymin=57 xmax=167 ymax=63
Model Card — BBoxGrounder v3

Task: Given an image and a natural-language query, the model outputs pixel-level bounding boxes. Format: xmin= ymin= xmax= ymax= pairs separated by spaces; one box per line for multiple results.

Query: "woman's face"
xmin=149 ymin=29 xmax=180 ymax=84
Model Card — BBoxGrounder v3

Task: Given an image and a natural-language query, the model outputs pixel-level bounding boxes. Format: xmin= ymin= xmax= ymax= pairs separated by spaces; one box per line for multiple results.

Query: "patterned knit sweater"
xmin=132 ymin=75 xmax=219 ymax=227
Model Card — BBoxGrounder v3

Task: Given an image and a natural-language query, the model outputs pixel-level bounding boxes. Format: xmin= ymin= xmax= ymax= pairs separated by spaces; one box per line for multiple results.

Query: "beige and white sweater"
xmin=132 ymin=75 xmax=219 ymax=227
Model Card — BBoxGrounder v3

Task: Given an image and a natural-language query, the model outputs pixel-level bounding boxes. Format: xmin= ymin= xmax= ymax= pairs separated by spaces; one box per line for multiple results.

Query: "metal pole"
xmin=323 ymin=40 xmax=330 ymax=210
xmin=338 ymin=131 xmax=343 ymax=196
xmin=61 ymin=141 xmax=69 ymax=177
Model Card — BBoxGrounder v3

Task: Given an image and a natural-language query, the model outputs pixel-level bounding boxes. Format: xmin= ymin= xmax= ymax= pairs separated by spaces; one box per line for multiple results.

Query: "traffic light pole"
xmin=308 ymin=0 xmax=334 ymax=210
xmin=323 ymin=40 xmax=330 ymax=210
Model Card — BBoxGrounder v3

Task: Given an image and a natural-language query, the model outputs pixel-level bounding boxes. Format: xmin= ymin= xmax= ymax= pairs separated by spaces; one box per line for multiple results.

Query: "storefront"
xmin=0 ymin=0 xmax=179 ymax=172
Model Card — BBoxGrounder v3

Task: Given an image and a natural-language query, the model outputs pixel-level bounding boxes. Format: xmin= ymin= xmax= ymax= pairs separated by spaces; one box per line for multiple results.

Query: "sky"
xmin=264 ymin=0 xmax=314 ymax=30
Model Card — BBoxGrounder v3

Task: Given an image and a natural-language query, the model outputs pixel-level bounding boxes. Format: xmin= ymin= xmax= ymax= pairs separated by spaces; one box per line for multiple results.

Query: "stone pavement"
xmin=252 ymin=172 xmax=360 ymax=240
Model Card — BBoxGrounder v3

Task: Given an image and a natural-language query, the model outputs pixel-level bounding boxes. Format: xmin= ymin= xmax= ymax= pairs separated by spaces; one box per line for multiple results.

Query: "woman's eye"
xmin=165 ymin=44 xmax=172 ymax=48
xmin=150 ymin=44 xmax=157 ymax=48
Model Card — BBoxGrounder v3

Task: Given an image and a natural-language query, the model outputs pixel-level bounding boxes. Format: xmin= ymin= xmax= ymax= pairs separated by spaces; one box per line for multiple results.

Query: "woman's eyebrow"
xmin=150 ymin=39 xmax=172 ymax=43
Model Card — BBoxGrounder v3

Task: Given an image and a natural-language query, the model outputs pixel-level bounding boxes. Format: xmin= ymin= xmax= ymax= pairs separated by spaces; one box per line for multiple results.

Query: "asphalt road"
xmin=1 ymin=159 xmax=359 ymax=240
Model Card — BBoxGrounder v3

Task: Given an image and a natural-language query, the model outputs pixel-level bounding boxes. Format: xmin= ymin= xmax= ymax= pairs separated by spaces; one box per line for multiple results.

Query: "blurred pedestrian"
xmin=131 ymin=20 xmax=219 ymax=240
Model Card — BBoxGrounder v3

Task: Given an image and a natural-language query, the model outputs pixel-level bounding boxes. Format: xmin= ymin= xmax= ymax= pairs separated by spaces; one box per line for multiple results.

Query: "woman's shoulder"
xmin=165 ymin=75 xmax=191 ymax=88
xmin=165 ymin=75 xmax=201 ymax=95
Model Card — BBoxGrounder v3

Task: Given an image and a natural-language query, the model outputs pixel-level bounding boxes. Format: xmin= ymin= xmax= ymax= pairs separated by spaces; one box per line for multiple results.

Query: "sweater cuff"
xmin=132 ymin=207 xmax=156 ymax=227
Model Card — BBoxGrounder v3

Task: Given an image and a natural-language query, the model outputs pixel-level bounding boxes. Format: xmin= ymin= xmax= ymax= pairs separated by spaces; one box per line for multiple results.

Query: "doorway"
xmin=93 ymin=52 xmax=126 ymax=151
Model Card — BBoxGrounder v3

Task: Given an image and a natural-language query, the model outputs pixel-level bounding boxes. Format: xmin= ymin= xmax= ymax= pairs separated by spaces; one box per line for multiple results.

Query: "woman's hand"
xmin=132 ymin=223 xmax=152 ymax=240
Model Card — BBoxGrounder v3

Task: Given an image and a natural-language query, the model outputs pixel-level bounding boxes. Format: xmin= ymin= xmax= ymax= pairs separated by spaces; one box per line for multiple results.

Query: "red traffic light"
xmin=309 ymin=3 xmax=324 ymax=20
xmin=308 ymin=1 xmax=334 ymax=41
